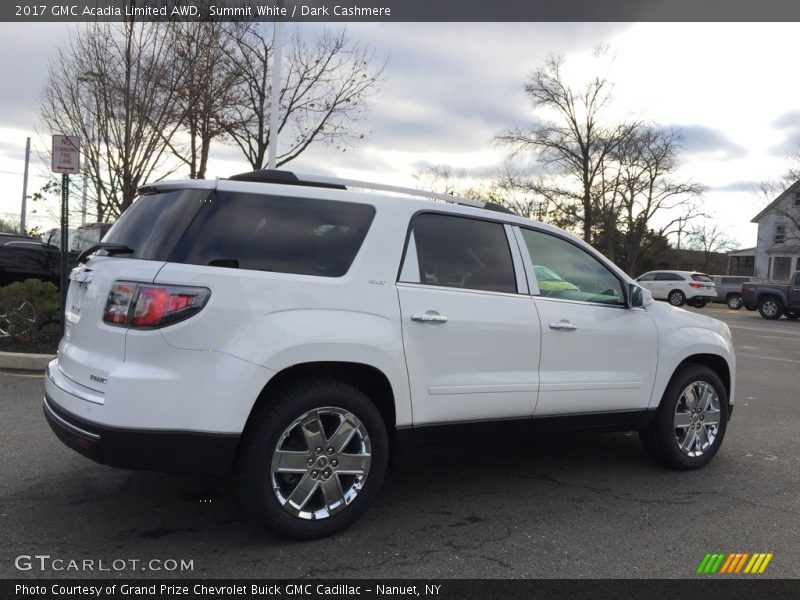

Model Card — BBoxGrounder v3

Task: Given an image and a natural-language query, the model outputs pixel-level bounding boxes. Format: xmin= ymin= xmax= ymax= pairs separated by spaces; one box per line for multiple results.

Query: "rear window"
xmin=104 ymin=188 xmax=211 ymax=260
xmin=691 ymin=274 xmax=713 ymax=283
xmin=169 ymin=191 xmax=375 ymax=277
xmin=106 ymin=189 xmax=375 ymax=278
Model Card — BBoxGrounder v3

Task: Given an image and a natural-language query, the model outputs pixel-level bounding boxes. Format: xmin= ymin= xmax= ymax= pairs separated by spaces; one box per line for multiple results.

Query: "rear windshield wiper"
xmin=77 ymin=243 xmax=134 ymax=264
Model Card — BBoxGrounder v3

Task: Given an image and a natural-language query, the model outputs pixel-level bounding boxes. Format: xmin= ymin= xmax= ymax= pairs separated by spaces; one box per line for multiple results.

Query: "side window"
xmin=637 ymin=272 xmax=655 ymax=282
xmin=169 ymin=193 xmax=375 ymax=277
xmin=400 ymin=213 xmax=517 ymax=294
xmin=655 ymin=273 xmax=683 ymax=281
xmin=519 ymin=228 xmax=624 ymax=305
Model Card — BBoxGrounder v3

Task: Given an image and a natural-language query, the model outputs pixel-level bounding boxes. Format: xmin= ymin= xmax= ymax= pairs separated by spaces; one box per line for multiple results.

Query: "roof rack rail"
xmin=227 ymin=169 xmax=515 ymax=214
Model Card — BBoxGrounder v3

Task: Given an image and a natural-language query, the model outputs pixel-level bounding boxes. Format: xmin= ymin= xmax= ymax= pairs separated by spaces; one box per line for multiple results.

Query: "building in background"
xmin=751 ymin=181 xmax=800 ymax=281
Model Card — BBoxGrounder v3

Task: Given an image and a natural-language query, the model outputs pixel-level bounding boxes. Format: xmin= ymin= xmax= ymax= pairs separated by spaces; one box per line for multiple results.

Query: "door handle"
xmin=411 ymin=313 xmax=448 ymax=323
xmin=549 ymin=320 xmax=577 ymax=331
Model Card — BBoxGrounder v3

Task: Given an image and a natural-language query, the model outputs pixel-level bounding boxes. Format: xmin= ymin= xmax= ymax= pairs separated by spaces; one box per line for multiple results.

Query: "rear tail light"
xmin=103 ymin=282 xmax=210 ymax=328
xmin=689 ymin=282 xmax=703 ymax=289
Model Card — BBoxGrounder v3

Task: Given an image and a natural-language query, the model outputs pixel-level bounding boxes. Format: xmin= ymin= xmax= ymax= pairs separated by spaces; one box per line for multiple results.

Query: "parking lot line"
xmin=738 ymin=353 xmax=800 ymax=364
xmin=0 ymin=371 xmax=44 ymax=379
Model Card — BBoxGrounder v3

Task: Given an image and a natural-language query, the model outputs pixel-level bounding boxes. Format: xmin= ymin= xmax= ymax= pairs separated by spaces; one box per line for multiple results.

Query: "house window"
xmin=794 ymin=193 xmax=800 ymax=208
xmin=774 ymin=223 xmax=786 ymax=245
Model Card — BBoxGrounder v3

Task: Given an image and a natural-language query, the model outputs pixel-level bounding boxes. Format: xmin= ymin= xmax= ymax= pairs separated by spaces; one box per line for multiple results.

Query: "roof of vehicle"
xmin=639 ymin=270 xmax=709 ymax=277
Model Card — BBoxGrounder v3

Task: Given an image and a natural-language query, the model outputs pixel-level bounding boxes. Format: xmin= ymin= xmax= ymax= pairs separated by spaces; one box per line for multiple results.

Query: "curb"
xmin=0 ymin=351 xmax=55 ymax=372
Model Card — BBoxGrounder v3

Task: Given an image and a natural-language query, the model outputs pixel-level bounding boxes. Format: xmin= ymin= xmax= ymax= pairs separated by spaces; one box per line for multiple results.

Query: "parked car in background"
xmin=42 ymin=227 xmax=77 ymax=251
xmin=71 ymin=222 xmax=113 ymax=253
xmin=0 ymin=234 xmax=76 ymax=289
xmin=636 ymin=270 xmax=717 ymax=308
xmin=742 ymin=271 xmax=800 ymax=320
xmin=709 ymin=275 xmax=760 ymax=310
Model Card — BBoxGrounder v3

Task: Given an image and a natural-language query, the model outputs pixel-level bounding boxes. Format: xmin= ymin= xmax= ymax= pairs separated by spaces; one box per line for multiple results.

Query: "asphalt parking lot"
xmin=1 ymin=303 xmax=798 ymax=580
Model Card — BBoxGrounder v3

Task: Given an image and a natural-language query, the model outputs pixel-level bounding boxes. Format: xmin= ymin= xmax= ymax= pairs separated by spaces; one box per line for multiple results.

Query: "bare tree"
xmin=606 ymin=125 xmax=705 ymax=275
xmin=166 ymin=22 xmax=242 ymax=179
xmin=687 ymin=223 xmax=740 ymax=271
xmin=223 ymin=24 xmax=385 ymax=170
xmin=41 ymin=21 xmax=190 ymax=219
xmin=496 ymin=55 xmax=632 ymax=243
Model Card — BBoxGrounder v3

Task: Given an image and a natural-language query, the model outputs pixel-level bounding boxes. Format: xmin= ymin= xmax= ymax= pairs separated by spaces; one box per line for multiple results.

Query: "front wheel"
xmin=726 ymin=294 xmax=743 ymax=310
xmin=640 ymin=365 xmax=728 ymax=470
xmin=758 ymin=296 xmax=783 ymax=320
xmin=237 ymin=379 xmax=389 ymax=539
xmin=667 ymin=290 xmax=686 ymax=307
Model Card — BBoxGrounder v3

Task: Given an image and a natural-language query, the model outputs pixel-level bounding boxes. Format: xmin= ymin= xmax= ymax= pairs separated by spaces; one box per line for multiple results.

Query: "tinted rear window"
xmin=104 ymin=189 xmax=375 ymax=278
xmin=169 ymin=192 xmax=375 ymax=277
xmin=691 ymin=274 xmax=713 ymax=283
xmin=104 ymin=188 xmax=211 ymax=260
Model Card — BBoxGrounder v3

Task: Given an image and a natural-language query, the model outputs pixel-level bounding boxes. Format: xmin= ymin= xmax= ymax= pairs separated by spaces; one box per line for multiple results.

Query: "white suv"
xmin=636 ymin=270 xmax=718 ymax=308
xmin=44 ymin=170 xmax=735 ymax=539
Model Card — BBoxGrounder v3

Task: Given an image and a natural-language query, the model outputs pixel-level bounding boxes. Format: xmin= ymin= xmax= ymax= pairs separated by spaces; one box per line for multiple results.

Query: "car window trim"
xmin=513 ymin=225 xmax=630 ymax=307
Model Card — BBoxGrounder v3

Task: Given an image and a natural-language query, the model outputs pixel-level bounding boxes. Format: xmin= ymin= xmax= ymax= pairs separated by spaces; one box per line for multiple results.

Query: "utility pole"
xmin=268 ymin=16 xmax=284 ymax=170
xmin=19 ymin=137 xmax=30 ymax=234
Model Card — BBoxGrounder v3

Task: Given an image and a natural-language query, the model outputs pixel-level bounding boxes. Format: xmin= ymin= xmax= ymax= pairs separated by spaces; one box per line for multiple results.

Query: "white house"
xmin=750 ymin=180 xmax=800 ymax=280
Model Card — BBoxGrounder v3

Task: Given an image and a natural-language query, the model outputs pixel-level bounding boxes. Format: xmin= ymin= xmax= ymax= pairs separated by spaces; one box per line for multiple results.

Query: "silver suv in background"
xmin=636 ymin=270 xmax=717 ymax=308
xmin=709 ymin=275 xmax=759 ymax=310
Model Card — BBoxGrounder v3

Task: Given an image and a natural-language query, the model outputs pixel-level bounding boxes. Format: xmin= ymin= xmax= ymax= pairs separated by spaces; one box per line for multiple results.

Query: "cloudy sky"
xmin=1 ymin=21 xmax=799 ymax=249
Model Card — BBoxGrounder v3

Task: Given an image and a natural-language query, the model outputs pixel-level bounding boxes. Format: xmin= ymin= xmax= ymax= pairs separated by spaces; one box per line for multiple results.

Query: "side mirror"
xmin=629 ymin=284 xmax=653 ymax=308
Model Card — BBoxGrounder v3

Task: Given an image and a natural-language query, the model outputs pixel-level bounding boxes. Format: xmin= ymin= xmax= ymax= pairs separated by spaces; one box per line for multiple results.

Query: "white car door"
xmin=397 ymin=213 xmax=541 ymax=425
xmin=515 ymin=227 xmax=659 ymax=416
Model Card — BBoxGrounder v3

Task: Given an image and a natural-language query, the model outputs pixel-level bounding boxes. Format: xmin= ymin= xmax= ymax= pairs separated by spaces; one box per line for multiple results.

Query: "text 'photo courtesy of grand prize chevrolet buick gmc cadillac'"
xmin=44 ymin=170 xmax=736 ymax=539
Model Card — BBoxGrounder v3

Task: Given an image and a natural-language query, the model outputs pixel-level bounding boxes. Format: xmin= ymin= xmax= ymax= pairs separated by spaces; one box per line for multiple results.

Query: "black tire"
xmin=667 ymin=290 xmax=686 ymax=307
xmin=726 ymin=294 xmax=743 ymax=310
xmin=640 ymin=364 xmax=728 ymax=470
xmin=758 ymin=296 xmax=783 ymax=320
xmin=236 ymin=379 xmax=389 ymax=539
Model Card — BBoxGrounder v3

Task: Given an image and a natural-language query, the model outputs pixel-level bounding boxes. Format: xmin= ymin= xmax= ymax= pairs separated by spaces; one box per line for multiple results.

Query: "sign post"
xmin=52 ymin=135 xmax=80 ymax=339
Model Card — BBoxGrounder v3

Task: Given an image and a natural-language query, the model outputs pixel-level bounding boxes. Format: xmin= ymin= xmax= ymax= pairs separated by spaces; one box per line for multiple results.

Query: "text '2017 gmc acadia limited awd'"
xmin=44 ymin=170 xmax=736 ymax=539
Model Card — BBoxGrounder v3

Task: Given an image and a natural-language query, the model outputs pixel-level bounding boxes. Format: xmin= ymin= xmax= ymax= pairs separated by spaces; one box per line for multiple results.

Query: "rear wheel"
xmin=667 ymin=290 xmax=686 ymax=307
xmin=726 ymin=294 xmax=743 ymax=310
xmin=640 ymin=365 xmax=728 ymax=470
xmin=758 ymin=296 xmax=783 ymax=320
xmin=237 ymin=379 xmax=389 ymax=539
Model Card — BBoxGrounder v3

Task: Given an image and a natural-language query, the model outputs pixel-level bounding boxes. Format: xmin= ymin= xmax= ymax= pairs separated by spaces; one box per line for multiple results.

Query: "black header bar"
xmin=4 ymin=0 xmax=800 ymax=22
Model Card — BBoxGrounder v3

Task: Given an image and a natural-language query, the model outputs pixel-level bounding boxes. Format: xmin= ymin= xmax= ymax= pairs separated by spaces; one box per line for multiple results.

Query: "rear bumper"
xmin=43 ymin=394 xmax=239 ymax=476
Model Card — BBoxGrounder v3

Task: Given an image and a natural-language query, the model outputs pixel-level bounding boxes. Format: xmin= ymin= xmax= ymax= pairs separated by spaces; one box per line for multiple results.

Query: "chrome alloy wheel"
xmin=270 ymin=407 xmax=372 ymax=520
xmin=673 ymin=381 xmax=721 ymax=457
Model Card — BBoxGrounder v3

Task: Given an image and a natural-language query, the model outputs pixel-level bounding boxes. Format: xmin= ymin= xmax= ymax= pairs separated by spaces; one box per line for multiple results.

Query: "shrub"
xmin=0 ymin=279 xmax=60 ymax=343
